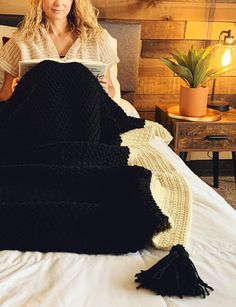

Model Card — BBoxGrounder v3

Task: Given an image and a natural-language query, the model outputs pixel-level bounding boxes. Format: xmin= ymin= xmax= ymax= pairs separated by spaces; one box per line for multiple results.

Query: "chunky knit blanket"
xmin=0 ymin=61 xmax=191 ymax=254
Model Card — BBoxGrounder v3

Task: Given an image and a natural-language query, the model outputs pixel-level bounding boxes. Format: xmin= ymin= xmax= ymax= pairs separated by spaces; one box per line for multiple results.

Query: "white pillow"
xmin=0 ymin=25 xmax=16 ymax=87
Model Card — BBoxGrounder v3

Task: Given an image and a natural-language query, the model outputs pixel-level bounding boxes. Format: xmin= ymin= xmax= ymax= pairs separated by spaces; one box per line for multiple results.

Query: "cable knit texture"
xmin=0 ymin=61 xmax=174 ymax=254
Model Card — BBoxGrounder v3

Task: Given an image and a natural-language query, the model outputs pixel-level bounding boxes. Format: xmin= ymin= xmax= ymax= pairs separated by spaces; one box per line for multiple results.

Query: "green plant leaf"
xmin=160 ymin=57 xmax=193 ymax=86
xmin=203 ymin=65 xmax=236 ymax=83
xmin=187 ymin=46 xmax=199 ymax=74
xmin=171 ymin=49 xmax=188 ymax=67
xmin=199 ymin=45 xmax=215 ymax=60
xmin=207 ymin=64 xmax=234 ymax=77
xmin=193 ymin=52 xmax=213 ymax=87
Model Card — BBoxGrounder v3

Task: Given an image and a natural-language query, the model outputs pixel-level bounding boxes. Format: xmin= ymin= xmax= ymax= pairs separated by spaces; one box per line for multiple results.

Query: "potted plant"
xmin=160 ymin=45 xmax=233 ymax=117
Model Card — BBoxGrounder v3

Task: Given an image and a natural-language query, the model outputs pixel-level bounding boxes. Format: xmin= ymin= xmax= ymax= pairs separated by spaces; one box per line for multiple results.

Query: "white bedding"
xmin=0 ymin=118 xmax=236 ymax=306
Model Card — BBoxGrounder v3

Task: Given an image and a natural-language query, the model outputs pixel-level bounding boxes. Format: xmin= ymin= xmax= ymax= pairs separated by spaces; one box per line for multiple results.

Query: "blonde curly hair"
xmin=18 ymin=0 xmax=103 ymax=40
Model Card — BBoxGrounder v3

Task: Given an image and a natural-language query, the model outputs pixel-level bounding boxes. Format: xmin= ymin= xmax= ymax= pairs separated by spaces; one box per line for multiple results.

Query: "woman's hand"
xmin=12 ymin=77 xmax=19 ymax=92
xmin=0 ymin=72 xmax=15 ymax=102
xmin=98 ymin=69 xmax=115 ymax=99
xmin=98 ymin=76 xmax=109 ymax=94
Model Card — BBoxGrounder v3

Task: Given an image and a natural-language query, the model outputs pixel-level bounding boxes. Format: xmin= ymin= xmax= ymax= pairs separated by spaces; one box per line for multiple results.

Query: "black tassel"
xmin=135 ymin=245 xmax=213 ymax=298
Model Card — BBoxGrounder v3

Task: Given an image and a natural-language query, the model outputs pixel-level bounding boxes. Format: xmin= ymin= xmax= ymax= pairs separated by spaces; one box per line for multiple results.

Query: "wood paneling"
xmin=141 ymin=39 xmax=215 ymax=58
xmin=186 ymin=21 xmax=236 ymax=39
xmin=138 ymin=110 xmax=155 ymax=121
xmin=215 ymin=77 xmax=236 ymax=94
xmin=141 ymin=21 xmax=186 ymax=39
xmin=137 ymin=76 xmax=183 ymax=95
xmin=94 ymin=1 xmax=236 ymax=22
xmin=0 ymin=0 xmax=28 ymax=14
xmin=134 ymin=94 xmax=179 ymax=110
xmin=139 ymin=58 xmax=174 ymax=76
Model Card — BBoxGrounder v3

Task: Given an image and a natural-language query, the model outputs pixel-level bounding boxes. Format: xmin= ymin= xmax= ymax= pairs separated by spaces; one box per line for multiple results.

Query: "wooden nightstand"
xmin=155 ymin=103 xmax=236 ymax=188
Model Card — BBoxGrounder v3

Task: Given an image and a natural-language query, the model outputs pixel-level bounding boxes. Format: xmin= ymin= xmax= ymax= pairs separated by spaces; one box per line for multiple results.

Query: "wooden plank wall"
xmin=1 ymin=0 xmax=236 ymax=120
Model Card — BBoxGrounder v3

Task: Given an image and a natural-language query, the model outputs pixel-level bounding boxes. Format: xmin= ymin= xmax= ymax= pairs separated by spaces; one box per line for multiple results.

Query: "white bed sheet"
xmin=0 ymin=135 xmax=236 ymax=307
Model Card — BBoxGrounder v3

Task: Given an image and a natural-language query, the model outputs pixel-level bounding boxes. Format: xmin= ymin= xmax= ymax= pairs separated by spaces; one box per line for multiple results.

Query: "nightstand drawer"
xmin=178 ymin=124 xmax=236 ymax=150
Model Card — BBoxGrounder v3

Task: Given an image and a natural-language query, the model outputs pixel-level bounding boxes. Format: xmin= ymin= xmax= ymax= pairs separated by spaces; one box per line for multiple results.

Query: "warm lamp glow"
xmin=212 ymin=44 xmax=235 ymax=69
xmin=221 ymin=49 xmax=232 ymax=67
xmin=209 ymin=29 xmax=236 ymax=111
xmin=211 ymin=30 xmax=235 ymax=69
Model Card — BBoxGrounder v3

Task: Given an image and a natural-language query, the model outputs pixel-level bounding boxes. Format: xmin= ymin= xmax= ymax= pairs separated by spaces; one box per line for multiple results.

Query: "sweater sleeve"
xmin=0 ymin=35 xmax=22 ymax=77
xmin=98 ymin=30 xmax=120 ymax=68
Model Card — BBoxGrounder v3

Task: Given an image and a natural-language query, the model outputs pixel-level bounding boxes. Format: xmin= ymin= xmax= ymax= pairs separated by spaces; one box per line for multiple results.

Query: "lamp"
xmin=208 ymin=29 xmax=236 ymax=112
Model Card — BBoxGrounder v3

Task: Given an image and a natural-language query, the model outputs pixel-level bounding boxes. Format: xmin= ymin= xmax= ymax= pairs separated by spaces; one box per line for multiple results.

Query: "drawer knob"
xmin=186 ymin=131 xmax=198 ymax=137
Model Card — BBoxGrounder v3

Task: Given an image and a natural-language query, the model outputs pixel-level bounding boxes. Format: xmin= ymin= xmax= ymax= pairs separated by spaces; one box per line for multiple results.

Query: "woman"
xmin=0 ymin=0 xmax=118 ymax=102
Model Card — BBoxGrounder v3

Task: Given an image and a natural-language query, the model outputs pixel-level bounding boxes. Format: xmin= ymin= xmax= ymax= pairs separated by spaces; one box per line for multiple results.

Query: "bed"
xmin=0 ymin=14 xmax=236 ymax=307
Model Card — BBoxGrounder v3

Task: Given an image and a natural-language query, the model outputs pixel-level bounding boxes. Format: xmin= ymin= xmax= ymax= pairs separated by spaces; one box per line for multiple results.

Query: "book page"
xmin=19 ymin=58 xmax=108 ymax=79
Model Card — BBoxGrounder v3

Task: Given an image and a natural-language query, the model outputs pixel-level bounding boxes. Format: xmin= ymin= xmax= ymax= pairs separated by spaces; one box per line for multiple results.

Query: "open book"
xmin=19 ymin=58 xmax=108 ymax=79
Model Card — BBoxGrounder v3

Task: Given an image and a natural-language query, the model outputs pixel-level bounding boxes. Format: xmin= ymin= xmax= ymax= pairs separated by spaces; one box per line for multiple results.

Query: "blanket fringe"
xmin=135 ymin=245 xmax=213 ymax=298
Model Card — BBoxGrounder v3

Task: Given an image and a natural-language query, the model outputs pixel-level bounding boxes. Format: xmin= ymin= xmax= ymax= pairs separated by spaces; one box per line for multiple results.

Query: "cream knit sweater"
xmin=121 ymin=121 xmax=192 ymax=249
xmin=0 ymin=29 xmax=119 ymax=77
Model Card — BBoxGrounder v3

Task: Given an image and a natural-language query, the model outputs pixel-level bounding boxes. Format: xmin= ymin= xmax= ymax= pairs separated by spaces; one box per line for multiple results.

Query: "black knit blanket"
xmin=0 ymin=61 xmax=169 ymax=254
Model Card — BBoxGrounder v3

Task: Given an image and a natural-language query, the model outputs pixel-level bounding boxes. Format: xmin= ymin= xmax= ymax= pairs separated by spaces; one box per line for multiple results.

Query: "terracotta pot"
xmin=179 ymin=85 xmax=209 ymax=117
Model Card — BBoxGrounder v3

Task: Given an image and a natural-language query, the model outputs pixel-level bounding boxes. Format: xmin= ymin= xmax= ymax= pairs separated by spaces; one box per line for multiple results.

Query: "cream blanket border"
xmin=121 ymin=121 xmax=192 ymax=250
